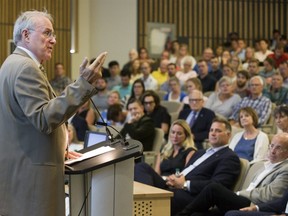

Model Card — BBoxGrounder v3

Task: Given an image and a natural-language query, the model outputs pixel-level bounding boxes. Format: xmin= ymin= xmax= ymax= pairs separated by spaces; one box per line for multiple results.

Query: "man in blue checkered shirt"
xmin=229 ymin=76 xmax=272 ymax=127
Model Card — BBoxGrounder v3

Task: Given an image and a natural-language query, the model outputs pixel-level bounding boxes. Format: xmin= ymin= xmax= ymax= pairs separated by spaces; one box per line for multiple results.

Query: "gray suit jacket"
xmin=0 ymin=48 xmax=97 ymax=216
xmin=239 ymin=160 xmax=288 ymax=205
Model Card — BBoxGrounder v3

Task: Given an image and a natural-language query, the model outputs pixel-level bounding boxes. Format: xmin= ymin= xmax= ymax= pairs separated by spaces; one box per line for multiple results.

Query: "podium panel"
xmin=66 ymin=139 xmax=142 ymax=216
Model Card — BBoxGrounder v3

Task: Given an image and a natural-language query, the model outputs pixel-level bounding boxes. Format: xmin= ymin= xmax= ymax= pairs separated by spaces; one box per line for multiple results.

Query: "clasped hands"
xmin=79 ymin=52 xmax=107 ymax=86
xmin=166 ymin=174 xmax=186 ymax=189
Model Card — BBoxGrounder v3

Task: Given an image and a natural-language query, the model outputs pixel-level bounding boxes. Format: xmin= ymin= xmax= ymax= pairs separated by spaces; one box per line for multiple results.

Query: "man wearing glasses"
xmin=178 ymin=90 xmax=216 ymax=149
xmin=176 ymin=133 xmax=288 ymax=216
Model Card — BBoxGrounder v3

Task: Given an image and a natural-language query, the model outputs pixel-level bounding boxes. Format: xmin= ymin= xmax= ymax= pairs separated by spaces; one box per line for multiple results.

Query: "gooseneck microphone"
xmin=89 ymin=99 xmax=129 ymax=146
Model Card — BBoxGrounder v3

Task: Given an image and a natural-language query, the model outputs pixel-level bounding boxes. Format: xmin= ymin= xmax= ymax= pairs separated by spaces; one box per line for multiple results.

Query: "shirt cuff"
xmin=255 ymin=205 xmax=259 ymax=211
xmin=187 ymin=180 xmax=191 ymax=191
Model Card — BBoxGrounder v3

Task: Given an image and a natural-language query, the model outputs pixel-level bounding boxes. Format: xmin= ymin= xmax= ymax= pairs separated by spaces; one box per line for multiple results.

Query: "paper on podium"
xmin=65 ymin=146 xmax=115 ymax=165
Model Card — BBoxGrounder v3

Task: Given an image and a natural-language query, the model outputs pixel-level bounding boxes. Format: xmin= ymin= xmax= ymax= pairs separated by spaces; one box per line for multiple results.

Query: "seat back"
xmin=233 ymin=158 xmax=250 ymax=192
xmin=240 ymin=161 xmax=265 ymax=190
xmin=152 ymin=128 xmax=165 ymax=152
xmin=160 ymin=101 xmax=182 ymax=113
xmin=156 ymin=90 xmax=168 ymax=101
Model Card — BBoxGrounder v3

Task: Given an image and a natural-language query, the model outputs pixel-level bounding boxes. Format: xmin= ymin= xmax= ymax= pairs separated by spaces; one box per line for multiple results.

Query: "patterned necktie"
xmin=39 ymin=65 xmax=47 ymax=77
xmin=189 ymin=111 xmax=197 ymax=128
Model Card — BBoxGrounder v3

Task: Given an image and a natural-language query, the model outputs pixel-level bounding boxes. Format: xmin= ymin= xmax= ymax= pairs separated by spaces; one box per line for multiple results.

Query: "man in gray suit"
xmin=0 ymin=10 xmax=107 ymax=216
xmin=176 ymin=132 xmax=288 ymax=216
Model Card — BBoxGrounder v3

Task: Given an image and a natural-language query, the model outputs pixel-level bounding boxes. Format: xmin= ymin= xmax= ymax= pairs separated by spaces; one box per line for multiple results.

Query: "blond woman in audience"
xmin=229 ymin=107 xmax=269 ymax=163
xmin=67 ymin=124 xmax=83 ymax=152
xmin=205 ymin=76 xmax=241 ymax=119
xmin=242 ymin=47 xmax=255 ymax=70
xmin=182 ymin=77 xmax=208 ymax=105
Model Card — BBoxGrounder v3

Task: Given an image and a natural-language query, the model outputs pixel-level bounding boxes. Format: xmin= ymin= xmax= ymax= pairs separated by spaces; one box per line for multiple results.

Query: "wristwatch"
xmin=182 ymin=181 xmax=188 ymax=191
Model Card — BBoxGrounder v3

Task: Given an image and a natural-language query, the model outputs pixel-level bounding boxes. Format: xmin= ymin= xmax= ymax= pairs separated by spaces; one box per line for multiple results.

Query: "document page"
xmin=65 ymin=146 xmax=115 ymax=165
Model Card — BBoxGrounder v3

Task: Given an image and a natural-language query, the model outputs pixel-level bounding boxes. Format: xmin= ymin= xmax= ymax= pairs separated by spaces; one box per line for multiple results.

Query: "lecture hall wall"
xmin=1 ymin=0 xmax=287 ymax=80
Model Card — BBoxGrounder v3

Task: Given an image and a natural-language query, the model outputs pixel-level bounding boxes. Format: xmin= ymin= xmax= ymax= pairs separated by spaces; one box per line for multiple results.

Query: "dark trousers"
xmin=134 ymin=162 xmax=197 ymax=215
xmin=225 ymin=210 xmax=276 ymax=216
xmin=176 ymin=183 xmax=251 ymax=216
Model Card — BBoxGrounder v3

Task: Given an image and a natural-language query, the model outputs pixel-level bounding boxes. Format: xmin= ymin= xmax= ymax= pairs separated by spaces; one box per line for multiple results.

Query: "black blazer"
xmin=120 ymin=115 xmax=155 ymax=151
xmin=183 ymin=147 xmax=241 ymax=195
xmin=178 ymin=107 xmax=216 ymax=149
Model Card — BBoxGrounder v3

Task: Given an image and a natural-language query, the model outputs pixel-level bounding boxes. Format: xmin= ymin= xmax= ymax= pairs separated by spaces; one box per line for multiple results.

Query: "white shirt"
xmin=142 ymin=75 xmax=158 ymax=90
xmin=18 ymin=46 xmax=41 ymax=67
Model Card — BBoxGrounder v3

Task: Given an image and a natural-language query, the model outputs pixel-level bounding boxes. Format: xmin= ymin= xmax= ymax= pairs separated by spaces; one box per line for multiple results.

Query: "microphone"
xmin=89 ymin=99 xmax=115 ymax=142
xmin=90 ymin=99 xmax=129 ymax=146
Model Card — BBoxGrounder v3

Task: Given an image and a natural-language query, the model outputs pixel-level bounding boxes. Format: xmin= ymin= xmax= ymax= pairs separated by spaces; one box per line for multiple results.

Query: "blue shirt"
xmin=234 ymin=136 xmax=256 ymax=161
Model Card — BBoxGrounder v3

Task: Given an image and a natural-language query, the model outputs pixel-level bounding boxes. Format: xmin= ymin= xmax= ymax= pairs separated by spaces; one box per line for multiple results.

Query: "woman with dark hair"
xmin=229 ymin=107 xmax=269 ymax=163
xmin=141 ymin=90 xmax=171 ymax=139
xmin=274 ymin=104 xmax=288 ymax=133
xmin=124 ymin=78 xmax=146 ymax=109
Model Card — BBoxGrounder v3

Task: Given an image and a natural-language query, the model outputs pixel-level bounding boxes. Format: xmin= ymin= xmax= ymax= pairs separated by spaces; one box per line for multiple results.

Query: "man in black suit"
xmin=134 ymin=118 xmax=240 ymax=215
xmin=225 ymin=190 xmax=288 ymax=216
xmin=178 ymin=89 xmax=216 ymax=149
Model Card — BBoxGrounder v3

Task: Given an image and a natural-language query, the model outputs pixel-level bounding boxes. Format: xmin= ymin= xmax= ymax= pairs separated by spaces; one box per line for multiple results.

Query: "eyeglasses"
xmin=29 ymin=29 xmax=56 ymax=39
xmin=143 ymin=101 xmax=155 ymax=105
xmin=268 ymin=143 xmax=288 ymax=153
xmin=189 ymin=98 xmax=203 ymax=103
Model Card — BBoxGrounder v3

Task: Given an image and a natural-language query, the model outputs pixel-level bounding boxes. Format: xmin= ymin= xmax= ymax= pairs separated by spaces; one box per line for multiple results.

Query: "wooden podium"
xmin=65 ymin=139 xmax=143 ymax=216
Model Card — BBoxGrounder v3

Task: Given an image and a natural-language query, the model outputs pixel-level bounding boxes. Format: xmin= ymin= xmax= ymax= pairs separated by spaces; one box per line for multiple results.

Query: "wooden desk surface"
xmin=133 ymin=181 xmax=173 ymax=199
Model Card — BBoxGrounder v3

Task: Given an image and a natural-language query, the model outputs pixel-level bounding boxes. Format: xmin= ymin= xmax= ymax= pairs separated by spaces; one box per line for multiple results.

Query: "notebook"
xmin=83 ymin=131 xmax=108 ymax=148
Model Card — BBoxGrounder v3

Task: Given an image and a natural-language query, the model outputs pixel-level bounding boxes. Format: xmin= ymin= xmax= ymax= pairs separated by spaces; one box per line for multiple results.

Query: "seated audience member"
xmin=152 ymin=59 xmax=170 ymax=87
xmin=259 ymin=57 xmax=276 ymax=85
xmin=164 ymin=77 xmax=187 ymax=102
xmin=142 ymin=90 xmax=171 ymax=139
xmin=106 ymin=61 xmax=121 ymax=90
xmin=71 ymin=101 xmax=96 ymax=141
xmin=229 ymin=76 xmax=272 ymax=127
xmin=175 ymin=43 xmax=197 ymax=70
xmin=49 ymin=62 xmax=72 ymax=95
xmin=90 ymin=77 xmax=109 ymax=112
xmin=135 ymin=118 xmax=240 ymax=216
xmin=225 ymin=190 xmax=288 ymax=216
xmin=176 ymin=56 xmax=198 ymax=87
xmin=274 ymin=104 xmax=288 ymax=133
xmin=230 ymin=56 xmax=243 ymax=73
xmin=179 ymin=90 xmax=216 ymax=149
xmin=197 ymin=59 xmax=217 ymax=93
xmin=193 ymin=47 xmax=214 ymax=74
xmin=254 ymin=39 xmax=274 ymax=64
xmin=205 ymin=76 xmax=241 ymax=119
xmin=140 ymin=61 xmax=158 ymax=90
xmin=222 ymin=64 xmax=237 ymax=85
xmin=112 ymin=69 xmax=132 ymax=99
xmin=119 ymin=99 xmax=155 ymax=151
xmin=107 ymin=103 xmax=127 ymax=126
xmin=67 ymin=124 xmax=83 ymax=152
xmin=279 ymin=60 xmax=288 ymax=88
xmin=270 ymin=29 xmax=281 ymax=51
xmin=122 ymin=48 xmax=138 ymax=71
xmin=129 ymin=59 xmax=142 ymax=83
xmin=229 ymin=107 xmax=269 ymax=163
xmin=138 ymin=47 xmax=154 ymax=64
xmin=247 ymin=58 xmax=260 ymax=77
xmin=220 ymin=50 xmax=232 ymax=68
xmin=169 ymin=40 xmax=180 ymax=64
xmin=210 ymin=56 xmax=223 ymax=81
xmin=100 ymin=90 xmax=123 ymax=123
xmin=234 ymin=70 xmax=250 ymax=98
xmin=123 ymin=79 xmax=146 ymax=108
xmin=230 ymin=39 xmax=246 ymax=62
xmin=135 ymin=120 xmax=196 ymax=184
xmin=176 ymin=133 xmax=288 ymax=216
xmin=263 ymin=72 xmax=288 ymax=105
xmin=151 ymin=50 xmax=170 ymax=71
xmin=182 ymin=78 xmax=208 ymax=105
xmin=268 ymin=43 xmax=288 ymax=68
xmin=160 ymin=63 xmax=178 ymax=92
xmin=242 ymin=47 xmax=255 ymax=70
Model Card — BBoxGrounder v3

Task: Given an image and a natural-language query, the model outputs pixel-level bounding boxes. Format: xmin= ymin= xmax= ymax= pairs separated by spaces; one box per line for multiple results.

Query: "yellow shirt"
xmin=151 ymin=70 xmax=168 ymax=86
